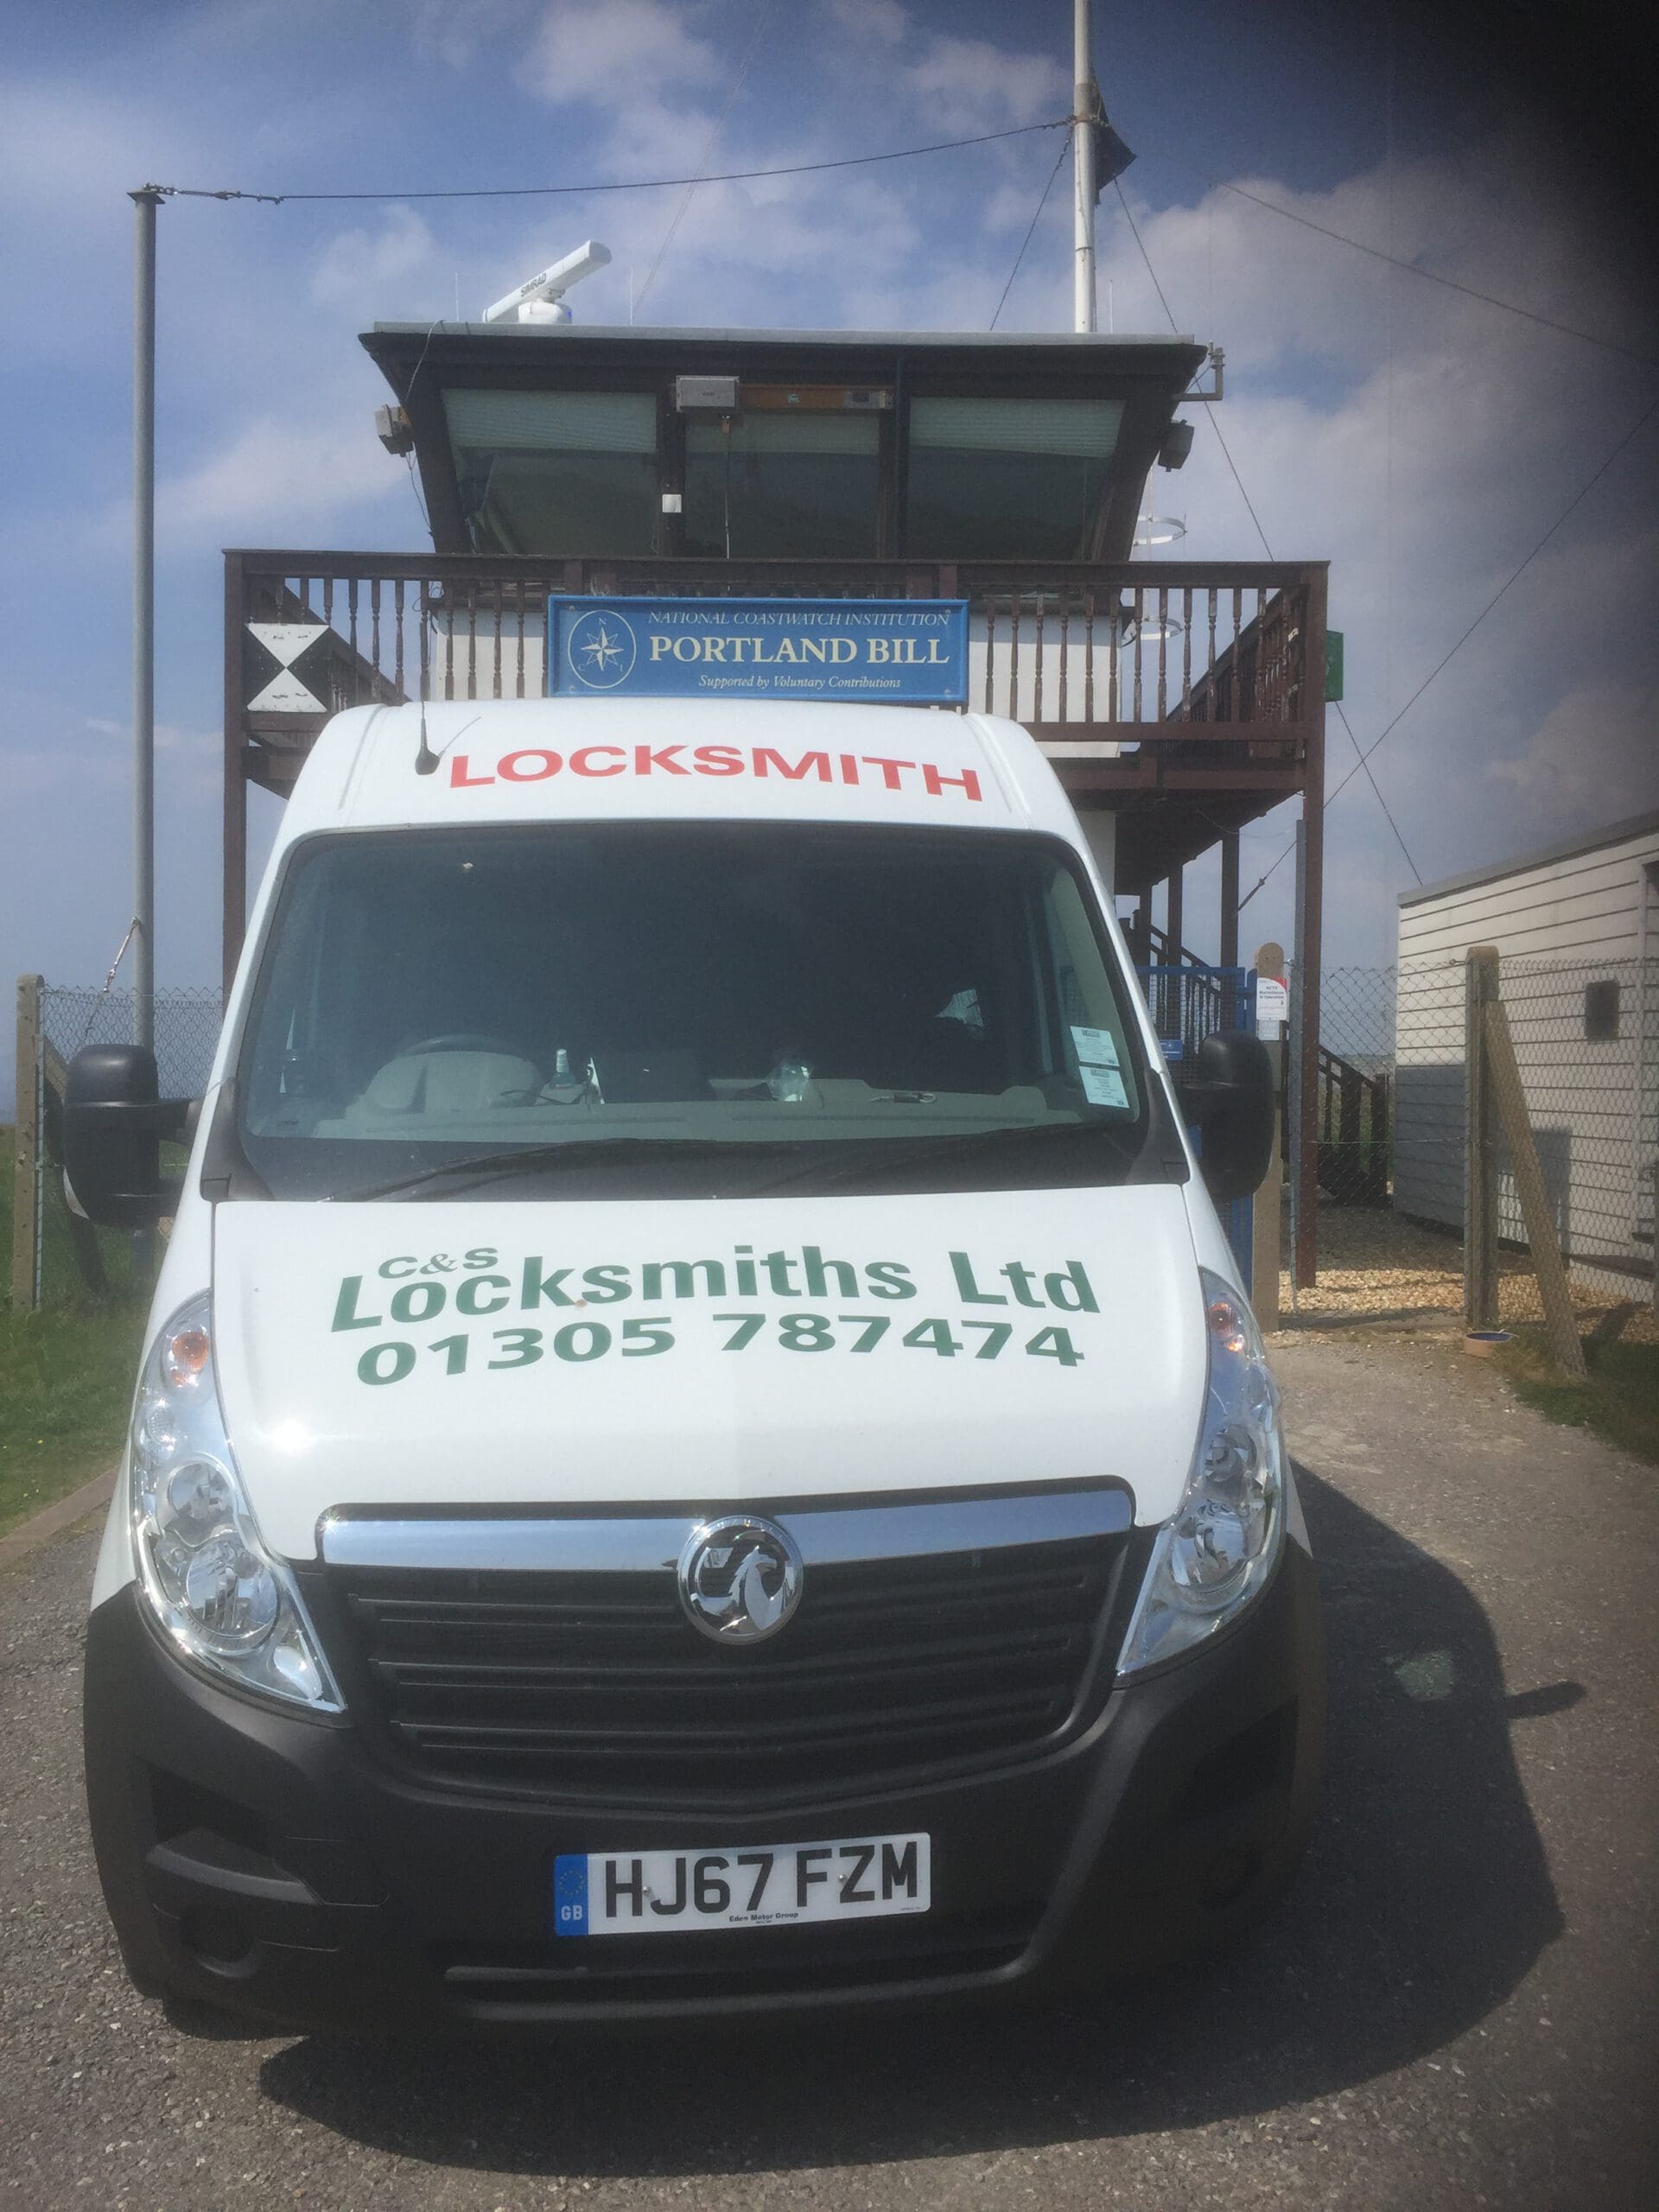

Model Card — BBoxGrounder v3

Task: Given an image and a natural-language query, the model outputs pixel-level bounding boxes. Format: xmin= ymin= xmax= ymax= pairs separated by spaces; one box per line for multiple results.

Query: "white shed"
xmin=1393 ymin=810 xmax=1659 ymax=1295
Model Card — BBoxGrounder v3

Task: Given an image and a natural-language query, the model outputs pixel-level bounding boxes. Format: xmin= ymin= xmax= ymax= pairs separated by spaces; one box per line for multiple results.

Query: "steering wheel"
xmin=396 ymin=1033 xmax=535 ymax=1061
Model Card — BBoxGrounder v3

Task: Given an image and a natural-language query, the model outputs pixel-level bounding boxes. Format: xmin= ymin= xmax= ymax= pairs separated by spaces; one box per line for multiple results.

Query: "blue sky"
xmin=3 ymin=0 xmax=1656 ymax=1108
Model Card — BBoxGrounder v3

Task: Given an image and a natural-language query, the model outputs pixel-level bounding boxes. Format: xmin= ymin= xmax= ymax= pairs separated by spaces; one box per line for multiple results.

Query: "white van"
xmin=68 ymin=694 xmax=1323 ymax=2034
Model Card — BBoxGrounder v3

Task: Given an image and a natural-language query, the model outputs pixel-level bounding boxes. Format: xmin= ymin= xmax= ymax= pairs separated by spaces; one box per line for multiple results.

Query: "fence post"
xmin=1251 ymin=941 xmax=1284 ymax=1331
xmin=11 ymin=975 xmax=43 ymax=1310
xmin=1287 ymin=825 xmax=1306 ymax=1292
xmin=1483 ymin=996 xmax=1589 ymax=1381
xmin=1465 ymin=947 xmax=1500 ymax=1331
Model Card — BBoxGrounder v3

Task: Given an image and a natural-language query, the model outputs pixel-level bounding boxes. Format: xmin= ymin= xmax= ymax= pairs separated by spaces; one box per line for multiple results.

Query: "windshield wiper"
xmin=330 ymin=1135 xmax=789 ymax=1203
xmin=328 ymin=1121 xmax=1129 ymax=1204
xmin=740 ymin=1121 xmax=1125 ymax=1197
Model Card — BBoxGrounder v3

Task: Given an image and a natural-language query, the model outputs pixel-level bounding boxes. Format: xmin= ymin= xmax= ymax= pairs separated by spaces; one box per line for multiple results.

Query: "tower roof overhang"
xmin=359 ymin=323 xmax=1210 ymax=563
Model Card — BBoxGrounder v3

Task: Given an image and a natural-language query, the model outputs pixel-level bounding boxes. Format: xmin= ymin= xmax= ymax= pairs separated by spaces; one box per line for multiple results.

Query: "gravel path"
xmin=3 ymin=1332 xmax=1656 ymax=2209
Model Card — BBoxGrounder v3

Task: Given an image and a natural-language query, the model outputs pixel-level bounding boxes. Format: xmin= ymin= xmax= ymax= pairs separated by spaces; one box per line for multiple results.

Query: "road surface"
xmin=3 ymin=1332 xmax=1656 ymax=2209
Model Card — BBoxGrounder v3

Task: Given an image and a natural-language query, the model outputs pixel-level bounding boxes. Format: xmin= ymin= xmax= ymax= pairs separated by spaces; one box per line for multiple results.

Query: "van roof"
xmin=276 ymin=698 xmax=1082 ymax=849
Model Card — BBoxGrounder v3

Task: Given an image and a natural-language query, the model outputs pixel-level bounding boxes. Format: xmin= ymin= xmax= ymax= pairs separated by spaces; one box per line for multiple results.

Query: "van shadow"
xmin=259 ymin=1466 xmax=1565 ymax=2176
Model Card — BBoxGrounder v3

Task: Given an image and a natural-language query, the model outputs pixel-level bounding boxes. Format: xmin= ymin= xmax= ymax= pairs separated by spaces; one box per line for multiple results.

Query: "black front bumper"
xmin=83 ymin=1542 xmax=1325 ymax=2036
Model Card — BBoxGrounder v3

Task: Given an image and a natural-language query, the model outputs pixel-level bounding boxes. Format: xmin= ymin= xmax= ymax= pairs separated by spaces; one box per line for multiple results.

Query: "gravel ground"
xmin=3 ymin=1332 xmax=1656 ymax=2210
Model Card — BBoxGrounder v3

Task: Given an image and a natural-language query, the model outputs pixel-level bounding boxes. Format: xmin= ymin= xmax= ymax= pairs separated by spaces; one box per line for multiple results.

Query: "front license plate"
xmin=553 ymin=1833 xmax=930 ymax=1937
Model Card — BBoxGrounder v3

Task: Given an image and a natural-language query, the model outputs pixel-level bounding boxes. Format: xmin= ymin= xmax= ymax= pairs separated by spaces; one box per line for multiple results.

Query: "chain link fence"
xmin=1490 ymin=958 xmax=1658 ymax=1335
xmin=41 ymin=987 xmax=224 ymax=1103
xmin=12 ymin=957 xmax=1655 ymax=1347
xmin=1280 ymin=956 xmax=1658 ymax=1342
xmin=1285 ymin=963 xmax=1466 ymax=1330
xmin=9 ymin=984 xmax=222 ymax=1307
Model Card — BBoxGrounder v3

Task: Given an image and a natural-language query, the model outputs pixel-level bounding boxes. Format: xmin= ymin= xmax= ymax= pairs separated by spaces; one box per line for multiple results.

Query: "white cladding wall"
xmin=1394 ymin=823 xmax=1659 ymax=1285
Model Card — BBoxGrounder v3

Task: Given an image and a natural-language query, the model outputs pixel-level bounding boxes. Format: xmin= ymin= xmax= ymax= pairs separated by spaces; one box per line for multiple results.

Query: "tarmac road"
xmin=3 ymin=1332 xmax=1656 ymax=2210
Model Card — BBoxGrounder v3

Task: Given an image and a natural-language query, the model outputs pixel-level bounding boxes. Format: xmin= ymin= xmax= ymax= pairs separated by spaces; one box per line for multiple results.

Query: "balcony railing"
xmin=226 ymin=550 xmax=1326 ymax=795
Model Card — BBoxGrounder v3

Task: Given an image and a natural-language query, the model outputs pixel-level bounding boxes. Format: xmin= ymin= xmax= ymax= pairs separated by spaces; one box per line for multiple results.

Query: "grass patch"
xmin=0 ymin=1296 xmax=145 ymax=1534
xmin=3 ymin=1120 xmax=150 ymax=1305
xmin=3 ymin=1123 xmax=149 ymax=1534
xmin=1497 ymin=1326 xmax=1659 ymax=1467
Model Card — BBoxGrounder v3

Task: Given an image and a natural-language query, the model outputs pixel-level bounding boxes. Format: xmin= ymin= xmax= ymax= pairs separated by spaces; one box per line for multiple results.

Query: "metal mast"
xmin=131 ymin=187 xmax=161 ymax=1054
xmin=1072 ymin=0 xmax=1097 ymax=333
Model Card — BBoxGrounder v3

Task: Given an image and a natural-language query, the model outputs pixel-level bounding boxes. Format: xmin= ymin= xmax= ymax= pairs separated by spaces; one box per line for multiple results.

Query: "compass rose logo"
xmin=566 ymin=607 xmax=638 ymax=690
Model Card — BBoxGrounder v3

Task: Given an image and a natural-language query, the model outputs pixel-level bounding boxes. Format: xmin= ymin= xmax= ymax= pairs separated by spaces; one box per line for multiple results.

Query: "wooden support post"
xmin=1160 ymin=869 xmax=1183 ymax=1033
xmin=11 ymin=975 xmax=43 ymax=1311
xmin=1128 ymin=897 xmax=1153 ymax=969
xmin=1370 ymin=1071 xmax=1390 ymax=1206
xmin=1484 ymin=998 xmax=1588 ymax=1381
xmin=1219 ymin=830 xmax=1240 ymax=970
xmin=1338 ymin=1064 xmax=1362 ymax=1155
xmin=1294 ymin=568 xmax=1328 ymax=1290
xmin=1465 ymin=946 xmax=1500 ymax=1331
xmin=1251 ymin=944 xmax=1282 ymax=1330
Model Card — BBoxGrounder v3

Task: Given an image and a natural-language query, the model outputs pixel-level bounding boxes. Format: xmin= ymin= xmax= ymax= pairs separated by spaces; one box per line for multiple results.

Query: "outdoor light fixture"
xmin=374 ymin=404 xmax=413 ymax=456
xmin=1157 ymin=421 xmax=1195 ymax=470
xmin=675 ymin=375 xmax=741 ymax=413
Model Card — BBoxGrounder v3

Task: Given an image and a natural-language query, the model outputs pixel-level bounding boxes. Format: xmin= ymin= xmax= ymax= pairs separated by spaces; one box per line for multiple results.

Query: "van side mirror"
xmin=1177 ymin=1030 xmax=1276 ymax=1203
xmin=61 ymin=1045 xmax=190 ymax=1230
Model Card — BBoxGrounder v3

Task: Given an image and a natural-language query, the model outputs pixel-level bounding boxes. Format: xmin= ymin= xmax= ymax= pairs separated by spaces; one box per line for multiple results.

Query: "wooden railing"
xmin=226 ymin=551 xmax=1326 ymax=792
xmin=1316 ymin=1044 xmax=1391 ymax=1206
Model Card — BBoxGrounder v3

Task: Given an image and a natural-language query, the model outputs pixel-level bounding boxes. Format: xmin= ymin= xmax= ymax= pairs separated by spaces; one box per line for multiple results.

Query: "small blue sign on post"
xmin=547 ymin=596 xmax=969 ymax=706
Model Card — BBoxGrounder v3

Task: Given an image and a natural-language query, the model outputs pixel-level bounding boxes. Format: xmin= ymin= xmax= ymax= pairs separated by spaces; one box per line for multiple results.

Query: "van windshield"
xmin=235 ymin=823 xmax=1169 ymax=1200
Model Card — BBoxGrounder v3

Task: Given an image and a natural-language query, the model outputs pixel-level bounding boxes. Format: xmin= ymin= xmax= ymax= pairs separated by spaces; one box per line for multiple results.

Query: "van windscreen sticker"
xmin=446 ymin=743 xmax=982 ymax=803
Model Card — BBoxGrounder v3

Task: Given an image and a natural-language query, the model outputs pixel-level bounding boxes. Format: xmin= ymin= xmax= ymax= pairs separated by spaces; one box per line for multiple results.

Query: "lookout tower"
xmin=222 ymin=317 xmax=1328 ymax=1276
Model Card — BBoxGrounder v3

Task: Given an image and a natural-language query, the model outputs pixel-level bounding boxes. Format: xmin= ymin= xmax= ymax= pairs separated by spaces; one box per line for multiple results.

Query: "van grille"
xmin=323 ymin=1535 xmax=1125 ymax=1802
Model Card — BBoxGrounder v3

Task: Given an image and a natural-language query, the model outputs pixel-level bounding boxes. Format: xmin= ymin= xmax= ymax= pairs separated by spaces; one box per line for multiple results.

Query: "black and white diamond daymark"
xmin=245 ymin=622 xmax=335 ymax=714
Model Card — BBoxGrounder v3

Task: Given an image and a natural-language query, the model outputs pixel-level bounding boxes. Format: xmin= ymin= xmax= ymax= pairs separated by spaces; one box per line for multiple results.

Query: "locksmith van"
xmin=68 ymin=692 xmax=1324 ymax=2035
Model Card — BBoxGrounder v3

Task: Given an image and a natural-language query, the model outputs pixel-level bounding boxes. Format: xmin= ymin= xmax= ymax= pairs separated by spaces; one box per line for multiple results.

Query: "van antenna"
xmin=415 ymin=696 xmax=439 ymax=775
xmin=414 ymin=707 xmax=477 ymax=777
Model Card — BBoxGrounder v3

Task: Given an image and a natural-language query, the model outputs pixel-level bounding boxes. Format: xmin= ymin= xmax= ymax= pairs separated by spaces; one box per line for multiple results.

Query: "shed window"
xmin=1584 ymin=979 xmax=1620 ymax=1041
xmin=904 ymin=397 xmax=1124 ymax=559
xmin=444 ymin=389 xmax=658 ymax=556
xmin=683 ymin=411 xmax=880 ymax=559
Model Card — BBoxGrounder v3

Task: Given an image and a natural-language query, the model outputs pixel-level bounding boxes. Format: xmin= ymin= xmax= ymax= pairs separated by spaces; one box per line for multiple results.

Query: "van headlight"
xmin=1117 ymin=1270 xmax=1285 ymax=1675
xmin=129 ymin=1294 xmax=342 ymax=1712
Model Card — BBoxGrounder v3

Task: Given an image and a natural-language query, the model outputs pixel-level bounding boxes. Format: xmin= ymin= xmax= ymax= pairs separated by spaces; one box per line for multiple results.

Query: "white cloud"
xmin=1073 ymin=133 xmax=1659 ymax=946
xmin=1487 ymin=683 xmax=1659 ymax=818
xmin=310 ymin=206 xmax=437 ymax=306
xmin=626 ymin=166 xmax=922 ymax=312
xmin=823 ymin=0 xmax=907 ymax=43
xmin=157 ymin=414 xmax=404 ymax=541
xmin=516 ymin=0 xmax=722 ymax=111
xmin=1102 ymin=131 xmax=1649 ymax=378
xmin=8 ymin=715 xmax=215 ymax=802
xmin=906 ymin=33 xmax=1067 ymax=134
xmin=412 ymin=0 xmax=536 ymax=68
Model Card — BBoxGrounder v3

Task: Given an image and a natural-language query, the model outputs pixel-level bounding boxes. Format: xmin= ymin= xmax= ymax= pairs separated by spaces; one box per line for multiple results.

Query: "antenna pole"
xmin=131 ymin=187 xmax=161 ymax=1058
xmin=1072 ymin=0 xmax=1097 ymax=333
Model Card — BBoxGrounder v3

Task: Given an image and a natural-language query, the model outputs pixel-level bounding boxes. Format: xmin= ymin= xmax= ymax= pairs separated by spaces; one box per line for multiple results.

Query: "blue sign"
xmin=547 ymin=596 xmax=969 ymax=706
